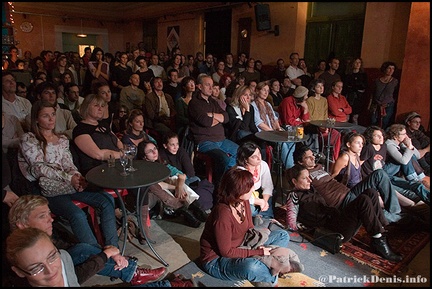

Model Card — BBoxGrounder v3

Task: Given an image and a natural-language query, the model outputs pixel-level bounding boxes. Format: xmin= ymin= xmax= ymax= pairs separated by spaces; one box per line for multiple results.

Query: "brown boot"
xmin=138 ymin=205 xmax=156 ymax=245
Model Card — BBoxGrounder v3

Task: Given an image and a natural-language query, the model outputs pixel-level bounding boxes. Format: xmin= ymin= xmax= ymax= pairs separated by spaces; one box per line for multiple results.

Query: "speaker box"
xmin=255 ymin=4 xmax=271 ymax=31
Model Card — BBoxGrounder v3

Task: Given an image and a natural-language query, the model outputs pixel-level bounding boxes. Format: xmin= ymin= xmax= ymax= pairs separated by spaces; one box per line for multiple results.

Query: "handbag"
xmin=242 ymin=227 xmax=270 ymax=249
xmin=39 ymin=176 xmax=76 ymax=197
xmin=311 ymin=227 xmax=344 ymax=254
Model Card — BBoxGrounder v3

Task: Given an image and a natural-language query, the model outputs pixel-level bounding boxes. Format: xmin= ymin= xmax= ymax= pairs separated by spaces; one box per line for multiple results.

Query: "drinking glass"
xmin=119 ymin=150 xmax=129 ymax=176
xmin=127 ymin=144 xmax=138 ymax=172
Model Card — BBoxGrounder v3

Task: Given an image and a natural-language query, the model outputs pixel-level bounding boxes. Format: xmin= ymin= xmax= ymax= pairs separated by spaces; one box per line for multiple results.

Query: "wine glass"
xmin=119 ymin=150 xmax=129 ymax=176
xmin=127 ymin=144 xmax=138 ymax=172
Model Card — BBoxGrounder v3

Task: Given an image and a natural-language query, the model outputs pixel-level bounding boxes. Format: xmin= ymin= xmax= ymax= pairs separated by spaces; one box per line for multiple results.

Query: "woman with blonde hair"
xmin=251 ymin=81 xmax=294 ymax=169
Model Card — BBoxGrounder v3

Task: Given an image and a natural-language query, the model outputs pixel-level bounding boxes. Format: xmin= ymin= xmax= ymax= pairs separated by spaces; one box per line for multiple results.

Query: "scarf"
xmin=255 ymin=99 xmax=278 ymax=129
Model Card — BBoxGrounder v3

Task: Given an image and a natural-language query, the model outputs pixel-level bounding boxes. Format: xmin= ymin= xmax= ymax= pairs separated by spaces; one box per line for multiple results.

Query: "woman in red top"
xmin=199 ymin=168 xmax=292 ymax=287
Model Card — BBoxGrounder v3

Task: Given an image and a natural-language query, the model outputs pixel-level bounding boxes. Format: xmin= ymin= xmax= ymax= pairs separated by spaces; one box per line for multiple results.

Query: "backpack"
xmin=189 ymin=179 xmax=214 ymax=211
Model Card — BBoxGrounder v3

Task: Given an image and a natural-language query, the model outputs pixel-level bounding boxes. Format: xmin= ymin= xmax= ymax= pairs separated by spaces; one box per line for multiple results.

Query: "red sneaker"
xmin=130 ymin=266 xmax=167 ymax=285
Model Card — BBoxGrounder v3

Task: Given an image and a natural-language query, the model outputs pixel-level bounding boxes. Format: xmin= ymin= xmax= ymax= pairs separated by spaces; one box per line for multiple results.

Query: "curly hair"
xmin=363 ymin=125 xmax=385 ymax=144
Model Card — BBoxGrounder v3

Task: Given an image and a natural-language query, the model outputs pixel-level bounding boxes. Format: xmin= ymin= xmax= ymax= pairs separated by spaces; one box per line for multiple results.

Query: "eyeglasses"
xmin=17 ymin=249 xmax=60 ymax=276
xmin=145 ymin=147 xmax=158 ymax=155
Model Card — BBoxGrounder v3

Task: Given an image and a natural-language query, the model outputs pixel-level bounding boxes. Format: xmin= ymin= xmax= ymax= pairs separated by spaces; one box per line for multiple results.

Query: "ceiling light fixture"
xmin=77 ymin=19 xmax=87 ymax=38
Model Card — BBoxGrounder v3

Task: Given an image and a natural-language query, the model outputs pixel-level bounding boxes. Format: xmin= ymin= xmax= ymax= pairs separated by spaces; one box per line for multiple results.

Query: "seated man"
xmin=30 ymin=81 xmax=77 ymax=139
xmin=384 ymin=124 xmax=429 ymax=205
xmin=8 ymin=195 xmax=167 ymax=286
xmin=292 ymin=144 xmax=402 ymax=223
xmin=144 ymin=77 xmax=176 ymax=137
xmin=188 ymin=74 xmax=239 ymax=187
xmin=405 ymin=112 xmax=430 ymax=176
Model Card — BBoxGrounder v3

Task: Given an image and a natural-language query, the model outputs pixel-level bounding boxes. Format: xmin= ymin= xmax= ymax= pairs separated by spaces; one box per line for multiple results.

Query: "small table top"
xmin=255 ymin=130 xmax=309 ymax=143
xmin=86 ymin=160 xmax=170 ymax=190
xmin=309 ymin=120 xmax=354 ymax=129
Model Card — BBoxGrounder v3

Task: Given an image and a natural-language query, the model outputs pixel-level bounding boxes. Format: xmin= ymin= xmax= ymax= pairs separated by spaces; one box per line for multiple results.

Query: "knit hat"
xmin=405 ymin=111 xmax=421 ymax=124
xmin=293 ymin=86 xmax=308 ymax=99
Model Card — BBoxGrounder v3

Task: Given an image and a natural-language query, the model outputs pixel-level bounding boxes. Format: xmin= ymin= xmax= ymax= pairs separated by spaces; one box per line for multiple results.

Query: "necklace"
xmin=250 ymin=166 xmax=259 ymax=183
xmin=232 ymin=202 xmax=245 ymax=222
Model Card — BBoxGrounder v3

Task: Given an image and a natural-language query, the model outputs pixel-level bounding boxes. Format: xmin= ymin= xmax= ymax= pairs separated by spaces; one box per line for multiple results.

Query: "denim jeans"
xmin=202 ymin=229 xmax=289 ymax=284
xmin=48 ymin=190 xmax=118 ymax=247
xmin=390 ymin=176 xmax=430 ymax=205
xmin=384 ymin=155 xmax=425 ymax=181
xmin=198 ymin=139 xmax=239 ymax=171
xmin=250 ymin=196 xmax=274 ymax=219
xmin=67 ymin=243 xmax=137 ymax=282
xmin=341 ymin=169 xmax=402 ymax=223
xmin=185 ymin=176 xmax=201 ymax=186
xmin=280 ymin=142 xmax=296 ymax=169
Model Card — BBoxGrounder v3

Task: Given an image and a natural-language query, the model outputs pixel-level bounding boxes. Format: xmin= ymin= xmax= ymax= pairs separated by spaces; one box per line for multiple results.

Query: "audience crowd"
xmin=2 ymin=45 xmax=430 ymax=287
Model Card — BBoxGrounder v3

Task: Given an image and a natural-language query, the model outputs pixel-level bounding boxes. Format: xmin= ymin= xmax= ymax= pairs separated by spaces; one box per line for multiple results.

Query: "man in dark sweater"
xmin=188 ymin=74 xmax=239 ymax=186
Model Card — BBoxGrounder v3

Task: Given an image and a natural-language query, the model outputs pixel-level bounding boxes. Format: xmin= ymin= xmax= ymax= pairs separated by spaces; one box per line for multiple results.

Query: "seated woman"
xmin=286 ymin=164 xmax=402 ymax=262
xmin=72 ymin=94 xmax=122 ymax=176
xmin=159 ymin=131 xmax=215 ymax=211
xmin=251 ymin=81 xmax=294 ymax=169
xmin=111 ymin=105 xmax=129 ymax=138
xmin=200 ymin=167 xmax=298 ymax=287
xmin=121 ymin=108 xmax=157 ymax=148
xmin=8 ymin=195 xmax=167 ymax=286
xmin=137 ymin=140 xmax=207 ymax=228
xmin=159 ymin=131 xmax=200 ymax=185
xmin=225 ymin=85 xmax=266 ymax=158
xmin=332 ymin=131 xmax=419 ymax=208
xmin=6 ymin=227 xmax=190 ymax=287
xmin=18 ymin=100 xmax=121 ymax=253
xmin=236 ymin=142 xmax=274 ymax=219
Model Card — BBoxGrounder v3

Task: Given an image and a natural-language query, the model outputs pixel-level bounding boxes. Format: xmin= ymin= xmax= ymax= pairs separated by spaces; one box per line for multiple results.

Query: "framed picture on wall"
xmin=167 ymin=26 xmax=179 ymax=56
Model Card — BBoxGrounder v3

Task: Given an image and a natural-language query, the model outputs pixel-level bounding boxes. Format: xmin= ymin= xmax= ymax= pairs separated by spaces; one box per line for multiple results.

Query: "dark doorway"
xmin=204 ymin=9 xmax=232 ymax=61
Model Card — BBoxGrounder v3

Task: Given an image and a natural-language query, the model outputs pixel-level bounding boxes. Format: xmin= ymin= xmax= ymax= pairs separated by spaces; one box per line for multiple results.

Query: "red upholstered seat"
xmin=55 ymin=189 xmax=129 ymax=247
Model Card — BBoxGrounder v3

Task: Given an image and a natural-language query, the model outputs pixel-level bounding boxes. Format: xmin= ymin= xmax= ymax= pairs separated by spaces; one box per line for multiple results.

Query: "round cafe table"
xmin=86 ymin=160 xmax=170 ymax=266
xmin=309 ymin=120 xmax=354 ymax=172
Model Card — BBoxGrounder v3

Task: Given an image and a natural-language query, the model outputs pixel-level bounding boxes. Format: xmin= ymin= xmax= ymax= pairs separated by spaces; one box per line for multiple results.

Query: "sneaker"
xmin=130 ymin=266 xmax=167 ymax=285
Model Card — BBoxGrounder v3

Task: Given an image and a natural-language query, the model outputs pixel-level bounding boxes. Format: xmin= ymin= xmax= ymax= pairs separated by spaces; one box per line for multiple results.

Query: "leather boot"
xmin=176 ymin=206 xmax=201 ymax=228
xmin=130 ymin=266 xmax=167 ymax=285
xmin=138 ymin=205 xmax=156 ymax=245
xmin=188 ymin=200 xmax=208 ymax=222
xmin=371 ymin=236 xmax=402 ymax=262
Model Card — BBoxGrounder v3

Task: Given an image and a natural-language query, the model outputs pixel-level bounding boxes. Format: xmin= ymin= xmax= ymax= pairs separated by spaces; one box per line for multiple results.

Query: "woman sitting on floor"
xmin=137 ymin=140 xmax=207 ymax=228
xmin=236 ymin=141 xmax=274 ymax=219
xmin=200 ymin=167 xmax=299 ymax=287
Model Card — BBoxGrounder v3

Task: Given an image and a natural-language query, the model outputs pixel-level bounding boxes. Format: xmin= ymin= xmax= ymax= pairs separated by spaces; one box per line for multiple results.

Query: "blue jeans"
xmin=341 ymin=169 xmax=402 ymax=223
xmin=384 ymin=155 xmax=425 ymax=181
xmin=202 ymin=230 xmax=289 ymax=284
xmin=185 ymin=176 xmax=201 ymax=186
xmin=390 ymin=176 xmax=430 ymax=205
xmin=250 ymin=196 xmax=274 ymax=219
xmin=280 ymin=142 xmax=296 ymax=169
xmin=198 ymin=139 xmax=239 ymax=171
xmin=48 ymin=191 xmax=118 ymax=247
xmin=67 ymin=243 xmax=137 ymax=282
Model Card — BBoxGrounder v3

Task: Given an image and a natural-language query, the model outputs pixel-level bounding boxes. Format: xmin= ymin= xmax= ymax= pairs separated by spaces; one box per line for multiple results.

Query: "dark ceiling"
xmin=11 ymin=2 xmax=244 ymax=23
